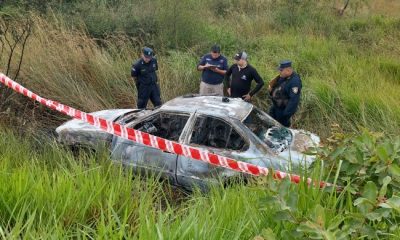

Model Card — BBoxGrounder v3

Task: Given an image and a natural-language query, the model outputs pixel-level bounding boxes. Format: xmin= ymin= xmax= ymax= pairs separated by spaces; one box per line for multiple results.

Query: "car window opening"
xmin=190 ymin=116 xmax=246 ymax=151
xmin=134 ymin=113 xmax=189 ymax=141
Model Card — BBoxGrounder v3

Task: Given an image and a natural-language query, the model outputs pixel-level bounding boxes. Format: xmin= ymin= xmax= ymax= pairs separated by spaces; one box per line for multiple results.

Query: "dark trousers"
xmin=269 ymin=105 xmax=291 ymax=127
xmin=137 ymin=83 xmax=162 ymax=109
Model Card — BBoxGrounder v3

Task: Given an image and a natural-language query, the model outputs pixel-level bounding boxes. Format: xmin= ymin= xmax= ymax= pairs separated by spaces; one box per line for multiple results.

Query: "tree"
xmin=0 ymin=15 xmax=32 ymax=110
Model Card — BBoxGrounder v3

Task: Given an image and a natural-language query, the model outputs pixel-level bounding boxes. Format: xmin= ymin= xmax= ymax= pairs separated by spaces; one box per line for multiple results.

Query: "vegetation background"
xmin=1 ymin=0 xmax=400 ymax=239
xmin=0 ymin=0 xmax=399 ymax=137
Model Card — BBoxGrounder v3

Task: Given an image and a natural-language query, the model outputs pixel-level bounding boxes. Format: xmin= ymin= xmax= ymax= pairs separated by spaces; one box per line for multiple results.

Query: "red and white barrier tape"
xmin=0 ymin=73 xmax=331 ymax=187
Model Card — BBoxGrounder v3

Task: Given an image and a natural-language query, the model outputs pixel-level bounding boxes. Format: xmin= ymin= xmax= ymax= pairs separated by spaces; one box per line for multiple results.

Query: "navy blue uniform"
xmin=268 ymin=72 xmax=302 ymax=127
xmin=197 ymin=54 xmax=228 ymax=85
xmin=131 ymin=58 xmax=161 ymax=109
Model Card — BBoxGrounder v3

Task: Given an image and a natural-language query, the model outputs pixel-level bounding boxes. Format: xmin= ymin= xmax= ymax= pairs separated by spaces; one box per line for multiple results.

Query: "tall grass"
xmin=1 ymin=130 xmax=400 ymax=238
xmin=1 ymin=1 xmax=400 ymax=238
xmin=1 ymin=1 xmax=400 ymax=138
xmin=0 ymin=130 xmax=181 ymax=238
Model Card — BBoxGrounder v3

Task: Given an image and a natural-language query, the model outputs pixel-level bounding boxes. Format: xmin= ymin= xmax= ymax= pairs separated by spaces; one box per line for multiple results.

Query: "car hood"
xmin=253 ymin=126 xmax=320 ymax=170
xmin=275 ymin=129 xmax=320 ymax=170
xmin=290 ymin=129 xmax=320 ymax=152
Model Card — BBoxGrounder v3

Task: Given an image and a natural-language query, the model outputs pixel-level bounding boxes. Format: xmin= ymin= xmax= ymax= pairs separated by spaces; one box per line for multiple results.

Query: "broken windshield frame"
xmin=243 ymin=108 xmax=293 ymax=151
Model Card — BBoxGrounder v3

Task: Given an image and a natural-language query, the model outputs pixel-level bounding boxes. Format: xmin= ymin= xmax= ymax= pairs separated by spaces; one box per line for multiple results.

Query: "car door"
xmin=111 ymin=111 xmax=190 ymax=184
xmin=176 ymin=114 xmax=249 ymax=190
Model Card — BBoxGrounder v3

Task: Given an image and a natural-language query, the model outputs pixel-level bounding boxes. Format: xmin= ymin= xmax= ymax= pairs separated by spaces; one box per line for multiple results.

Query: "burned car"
xmin=56 ymin=95 xmax=320 ymax=190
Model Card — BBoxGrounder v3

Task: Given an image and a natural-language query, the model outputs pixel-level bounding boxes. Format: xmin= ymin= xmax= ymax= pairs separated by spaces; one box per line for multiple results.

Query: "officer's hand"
xmin=210 ymin=66 xmax=219 ymax=72
xmin=204 ymin=63 xmax=212 ymax=68
xmin=198 ymin=64 xmax=208 ymax=71
xmin=242 ymin=94 xmax=251 ymax=102
xmin=227 ymin=88 xmax=231 ymax=96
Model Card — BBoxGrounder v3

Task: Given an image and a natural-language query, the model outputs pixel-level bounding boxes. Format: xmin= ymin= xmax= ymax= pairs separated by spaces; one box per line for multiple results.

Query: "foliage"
xmin=314 ymin=127 xmax=400 ymax=238
xmin=0 ymin=9 xmax=399 ymax=137
xmin=2 ymin=127 xmax=400 ymax=238
xmin=320 ymin=127 xmax=400 ymax=195
xmin=1 ymin=1 xmax=400 ymax=238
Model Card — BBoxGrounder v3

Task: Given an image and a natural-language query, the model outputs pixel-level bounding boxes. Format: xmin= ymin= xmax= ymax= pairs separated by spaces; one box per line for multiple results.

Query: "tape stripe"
xmin=0 ymin=73 xmax=331 ymax=188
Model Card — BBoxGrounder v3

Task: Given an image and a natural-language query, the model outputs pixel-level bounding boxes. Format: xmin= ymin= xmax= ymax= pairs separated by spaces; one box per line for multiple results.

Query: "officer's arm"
xmin=211 ymin=58 xmax=228 ymax=76
xmin=268 ymin=75 xmax=280 ymax=95
xmin=154 ymin=58 xmax=158 ymax=71
xmin=224 ymin=65 xmax=233 ymax=88
xmin=283 ymin=79 xmax=302 ymax=117
xmin=249 ymin=68 xmax=265 ymax=96
xmin=197 ymin=56 xmax=207 ymax=71
xmin=212 ymin=68 xmax=226 ymax=75
xmin=131 ymin=63 xmax=140 ymax=83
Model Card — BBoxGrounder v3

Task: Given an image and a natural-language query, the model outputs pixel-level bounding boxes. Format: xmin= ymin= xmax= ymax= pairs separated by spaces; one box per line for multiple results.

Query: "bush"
xmin=305 ymin=129 xmax=400 ymax=238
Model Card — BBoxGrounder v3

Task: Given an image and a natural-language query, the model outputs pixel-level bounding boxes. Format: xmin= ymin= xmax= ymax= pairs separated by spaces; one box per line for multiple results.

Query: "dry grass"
xmin=1 ymin=4 xmax=400 ymax=138
xmin=369 ymin=0 xmax=400 ymax=16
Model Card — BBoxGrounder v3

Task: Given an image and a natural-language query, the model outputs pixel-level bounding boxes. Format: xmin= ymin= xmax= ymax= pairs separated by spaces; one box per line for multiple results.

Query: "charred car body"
xmin=56 ymin=95 xmax=320 ymax=190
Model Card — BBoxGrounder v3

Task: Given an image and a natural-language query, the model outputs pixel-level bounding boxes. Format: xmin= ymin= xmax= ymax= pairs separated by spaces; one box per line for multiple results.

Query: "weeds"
xmin=1 ymin=127 xmax=400 ymax=238
xmin=0 ymin=2 xmax=400 ymax=238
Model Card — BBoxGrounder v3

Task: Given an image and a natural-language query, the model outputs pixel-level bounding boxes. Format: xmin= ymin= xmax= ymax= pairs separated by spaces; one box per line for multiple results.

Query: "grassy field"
xmin=0 ymin=0 xmax=399 ymax=137
xmin=1 ymin=130 xmax=400 ymax=239
xmin=1 ymin=0 xmax=400 ymax=238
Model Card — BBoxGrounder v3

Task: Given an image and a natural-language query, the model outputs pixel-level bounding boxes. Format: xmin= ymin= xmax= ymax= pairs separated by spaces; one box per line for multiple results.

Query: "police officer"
xmin=197 ymin=44 xmax=228 ymax=96
xmin=268 ymin=60 xmax=302 ymax=127
xmin=131 ymin=47 xmax=162 ymax=109
xmin=225 ymin=51 xmax=264 ymax=101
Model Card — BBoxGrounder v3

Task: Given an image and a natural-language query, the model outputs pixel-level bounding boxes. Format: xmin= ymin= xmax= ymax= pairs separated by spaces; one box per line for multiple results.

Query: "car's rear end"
xmin=56 ymin=109 xmax=136 ymax=148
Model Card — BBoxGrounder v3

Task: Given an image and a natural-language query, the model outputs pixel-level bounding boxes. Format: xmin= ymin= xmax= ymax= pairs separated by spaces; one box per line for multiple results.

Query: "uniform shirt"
xmin=131 ymin=58 xmax=158 ymax=85
xmin=270 ymin=72 xmax=302 ymax=117
xmin=197 ymin=54 xmax=228 ymax=85
xmin=225 ymin=64 xmax=264 ymax=98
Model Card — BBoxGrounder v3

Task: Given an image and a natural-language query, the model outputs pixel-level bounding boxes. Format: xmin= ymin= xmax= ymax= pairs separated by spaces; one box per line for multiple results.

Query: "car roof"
xmin=160 ymin=95 xmax=253 ymax=121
